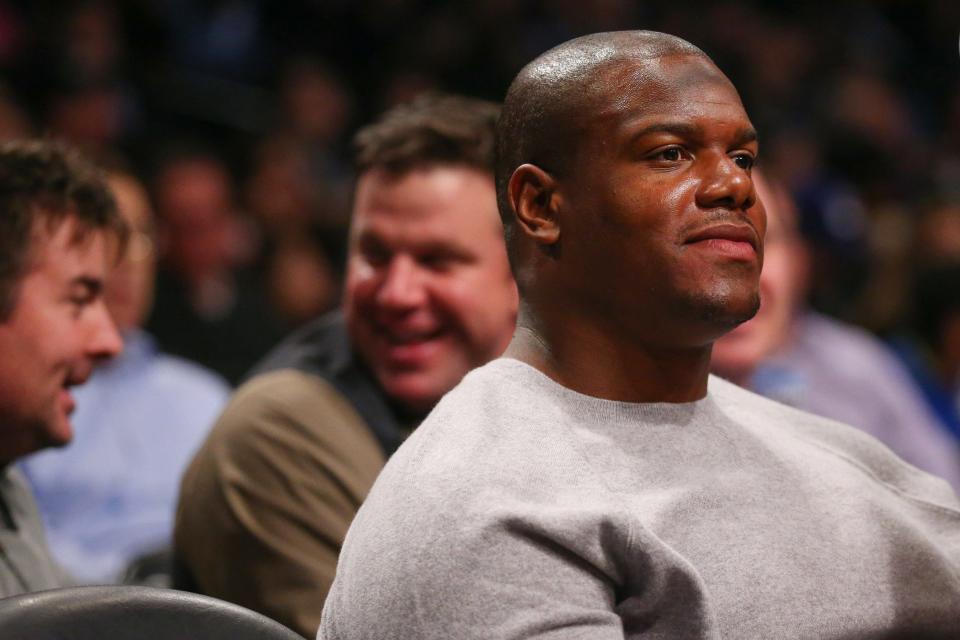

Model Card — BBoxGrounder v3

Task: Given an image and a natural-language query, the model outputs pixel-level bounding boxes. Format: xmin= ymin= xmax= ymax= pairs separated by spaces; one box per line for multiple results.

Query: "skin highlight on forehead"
xmin=588 ymin=55 xmax=747 ymax=143
xmin=510 ymin=32 xmax=708 ymax=129
xmin=518 ymin=30 xmax=704 ymax=88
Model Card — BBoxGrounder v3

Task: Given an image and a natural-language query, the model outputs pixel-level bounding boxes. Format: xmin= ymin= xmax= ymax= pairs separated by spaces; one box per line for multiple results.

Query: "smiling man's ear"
xmin=508 ymin=163 xmax=561 ymax=247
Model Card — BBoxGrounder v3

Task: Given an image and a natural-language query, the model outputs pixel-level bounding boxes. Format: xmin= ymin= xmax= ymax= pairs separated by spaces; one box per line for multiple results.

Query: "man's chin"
xmin=379 ymin=372 xmax=453 ymax=417
xmin=696 ymin=287 xmax=761 ymax=331
xmin=39 ymin=414 xmax=74 ymax=450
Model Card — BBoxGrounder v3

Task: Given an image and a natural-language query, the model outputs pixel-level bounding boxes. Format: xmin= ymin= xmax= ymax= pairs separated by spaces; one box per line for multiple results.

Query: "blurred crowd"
xmin=0 ymin=1 xmax=955 ymax=384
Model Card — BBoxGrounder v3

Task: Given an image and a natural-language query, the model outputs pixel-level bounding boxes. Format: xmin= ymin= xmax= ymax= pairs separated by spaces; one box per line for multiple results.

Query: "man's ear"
xmin=507 ymin=163 xmax=561 ymax=246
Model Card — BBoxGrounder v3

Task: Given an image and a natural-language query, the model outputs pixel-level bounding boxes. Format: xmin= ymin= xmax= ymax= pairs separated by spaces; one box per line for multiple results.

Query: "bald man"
xmin=319 ymin=32 xmax=960 ymax=639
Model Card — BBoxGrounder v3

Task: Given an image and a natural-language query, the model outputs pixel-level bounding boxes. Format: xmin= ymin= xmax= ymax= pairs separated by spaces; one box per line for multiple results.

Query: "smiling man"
xmin=174 ymin=93 xmax=518 ymax=637
xmin=320 ymin=32 xmax=960 ymax=639
xmin=0 ymin=140 xmax=124 ymax=596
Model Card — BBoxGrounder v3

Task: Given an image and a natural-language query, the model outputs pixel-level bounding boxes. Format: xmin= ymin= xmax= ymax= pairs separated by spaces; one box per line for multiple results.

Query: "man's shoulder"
xmin=710 ymin=375 xmax=960 ymax=508
xmin=411 ymin=358 xmax=565 ymax=448
xmin=88 ymin=329 xmax=230 ymax=401
xmin=151 ymin=350 xmax=231 ymax=385
xmin=711 ymin=372 xmax=890 ymax=450
xmin=239 ymin=311 xmax=408 ymax=455
xmin=234 ymin=368 xmax=340 ymax=408
xmin=245 ymin=312 xmax=350 ymax=380
xmin=789 ymin=312 xmax=908 ymax=380
xmin=145 ymin=352 xmax=232 ymax=403
xmin=214 ymin=369 xmax=381 ymax=458
xmin=431 ymin=357 xmax=563 ymax=413
xmin=0 ymin=467 xmax=41 ymax=517
xmin=178 ymin=368 xmax=388 ymax=520
xmin=367 ymin=358 xmax=615 ymax=512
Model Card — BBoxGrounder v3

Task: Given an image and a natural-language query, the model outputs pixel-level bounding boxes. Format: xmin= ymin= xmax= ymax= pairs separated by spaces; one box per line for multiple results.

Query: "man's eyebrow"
xmin=627 ymin=122 xmax=700 ymax=141
xmin=733 ymin=127 xmax=759 ymax=146
xmin=626 ymin=122 xmax=759 ymax=146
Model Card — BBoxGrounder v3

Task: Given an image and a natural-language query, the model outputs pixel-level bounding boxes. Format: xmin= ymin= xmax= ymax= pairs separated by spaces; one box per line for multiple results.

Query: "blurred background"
xmin=1 ymin=0 xmax=958 ymax=389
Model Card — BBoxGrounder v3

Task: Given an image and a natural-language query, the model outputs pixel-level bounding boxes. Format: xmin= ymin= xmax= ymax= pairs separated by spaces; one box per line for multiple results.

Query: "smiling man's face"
xmin=0 ymin=215 xmax=122 ymax=464
xmin=344 ymin=166 xmax=518 ymax=415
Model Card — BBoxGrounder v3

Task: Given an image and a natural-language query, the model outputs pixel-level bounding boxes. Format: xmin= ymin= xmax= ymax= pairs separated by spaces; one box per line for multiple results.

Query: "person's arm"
xmin=175 ymin=369 xmax=386 ymax=637
xmin=320 ymin=480 xmax=639 ymax=638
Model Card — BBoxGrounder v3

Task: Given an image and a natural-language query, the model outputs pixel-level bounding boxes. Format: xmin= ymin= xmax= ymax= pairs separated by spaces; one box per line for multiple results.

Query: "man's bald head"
xmin=495 ymin=31 xmax=709 ymax=249
xmin=494 ymin=28 xmax=762 ymax=360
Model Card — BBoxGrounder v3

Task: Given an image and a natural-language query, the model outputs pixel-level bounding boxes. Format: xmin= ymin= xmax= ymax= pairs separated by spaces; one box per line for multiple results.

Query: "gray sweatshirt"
xmin=320 ymin=358 xmax=960 ymax=639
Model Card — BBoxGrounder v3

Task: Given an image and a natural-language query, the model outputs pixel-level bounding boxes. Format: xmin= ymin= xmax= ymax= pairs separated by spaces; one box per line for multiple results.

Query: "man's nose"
xmin=376 ymin=255 xmax=427 ymax=310
xmin=695 ymin=155 xmax=756 ymax=211
xmin=87 ymin=302 xmax=123 ymax=360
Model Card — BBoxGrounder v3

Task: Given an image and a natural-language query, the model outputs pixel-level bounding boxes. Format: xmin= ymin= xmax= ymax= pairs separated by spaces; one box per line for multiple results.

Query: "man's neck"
xmin=506 ymin=317 xmax=712 ymax=404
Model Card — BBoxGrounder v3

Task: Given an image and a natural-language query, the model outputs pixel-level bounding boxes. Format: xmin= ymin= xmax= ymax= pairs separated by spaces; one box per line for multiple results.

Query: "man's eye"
xmin=362 ymin=248 xmax=390 ymax=267
xmin=732 ymin=153 xmax=755 ymax=170
xmin=655 ymin=147 xmax=683 ymax=162
xmin=419 ymin=254 xmax=454 ymax=271
xmin=67 ymin=296 xmax=93 ymax=317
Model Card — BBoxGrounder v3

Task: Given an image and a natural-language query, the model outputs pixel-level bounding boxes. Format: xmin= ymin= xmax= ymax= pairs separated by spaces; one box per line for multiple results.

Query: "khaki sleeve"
xmin=174 ymin=369 xmax=386 ymax=638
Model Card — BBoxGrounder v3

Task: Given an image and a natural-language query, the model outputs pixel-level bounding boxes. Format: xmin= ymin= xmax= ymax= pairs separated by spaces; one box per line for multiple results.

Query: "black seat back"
xmin=0 ymin=586 xmax=304 ymax=640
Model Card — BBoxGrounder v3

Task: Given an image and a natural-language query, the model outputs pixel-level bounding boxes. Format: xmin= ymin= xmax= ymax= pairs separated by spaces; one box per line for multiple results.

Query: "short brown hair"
xmin=0 ymin=139 xmax=124 ymax=320
xmin=353 ymin=93 xmax=499 ymax=176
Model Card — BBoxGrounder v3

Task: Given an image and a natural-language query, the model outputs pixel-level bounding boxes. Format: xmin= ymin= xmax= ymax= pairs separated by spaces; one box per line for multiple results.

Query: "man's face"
xmin=156 ymin=160 xmax=238 ymax=284
xmin=555 ymin=54 xmax=765 ymax=348
xmin=344 ymin=166 xmax=518 ymax=415
xmin=0 ymin=216 xmax=122 ymax=463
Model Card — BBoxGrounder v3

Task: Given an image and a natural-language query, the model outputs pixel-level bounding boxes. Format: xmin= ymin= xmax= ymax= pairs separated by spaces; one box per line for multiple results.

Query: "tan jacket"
xmin=175 ymin=369 xmax=389 ymax=637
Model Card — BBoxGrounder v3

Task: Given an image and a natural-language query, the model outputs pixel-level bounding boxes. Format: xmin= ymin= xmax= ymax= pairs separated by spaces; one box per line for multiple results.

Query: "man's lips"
xmin=374 ymin=326 xmax=447 ymax=368
xmin=381 ymin=327 xmax=443 ymax=346
xmin=58 ymin=387 xmax=76 ymax=416
xmin=58 ymin=365 xmax=95 ymax=417
xmin=684 ymin=223 xmax=760 ymax=259
xmin=685 ymin=223 xmax=759 ymax=250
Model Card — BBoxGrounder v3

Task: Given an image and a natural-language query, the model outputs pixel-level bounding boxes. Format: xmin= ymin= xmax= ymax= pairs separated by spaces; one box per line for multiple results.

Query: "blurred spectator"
xmin=146 ymin=147 xmax=283 ymax=383
xmin=279 ymin=58 xmax=352 ymax=154
xmin=45 ymin=80 xmax=131 ymax=157
xmin=175 ymin=93 xmax=518 ymax=637
xmin=160 ymin=0 xmax=268 ymax=81
xmin=891 ymin=263 xmax=960 ymax=444
xmin=0 ymin=140 xmax=124 ymax=596
xmin=20 ymin=169 xmax=230 ymax=585
xmin=0 ymin=84 xmax=32 ymax=142
xmin=712 ymin=171 xmax=960 ymax=491
xmin=0 ymin=1 xmax=25 ymax=65
xmin=244 ymin=133 xmax=346 ymax=328
xmin=270 ymin=57 xmax=355 ymax=208
xmin=913 ymin=201 xmax=960 ymax=267
xmin=60 ymin=1 xmax=124 ymax=82
xmin=887 ymin=201 xmax=960 ymax=444
xmin=37 ymin=2 xmax=141 ymax=159
xmin=245 ymin=133 xmax=322 ymax=235
xmin=266 ymin=230 xmax=341 ymax=328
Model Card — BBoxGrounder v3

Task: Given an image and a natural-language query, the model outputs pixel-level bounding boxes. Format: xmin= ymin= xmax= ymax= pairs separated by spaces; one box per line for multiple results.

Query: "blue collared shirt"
xmin=19 ymin=329 xmax=230 ymax=583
